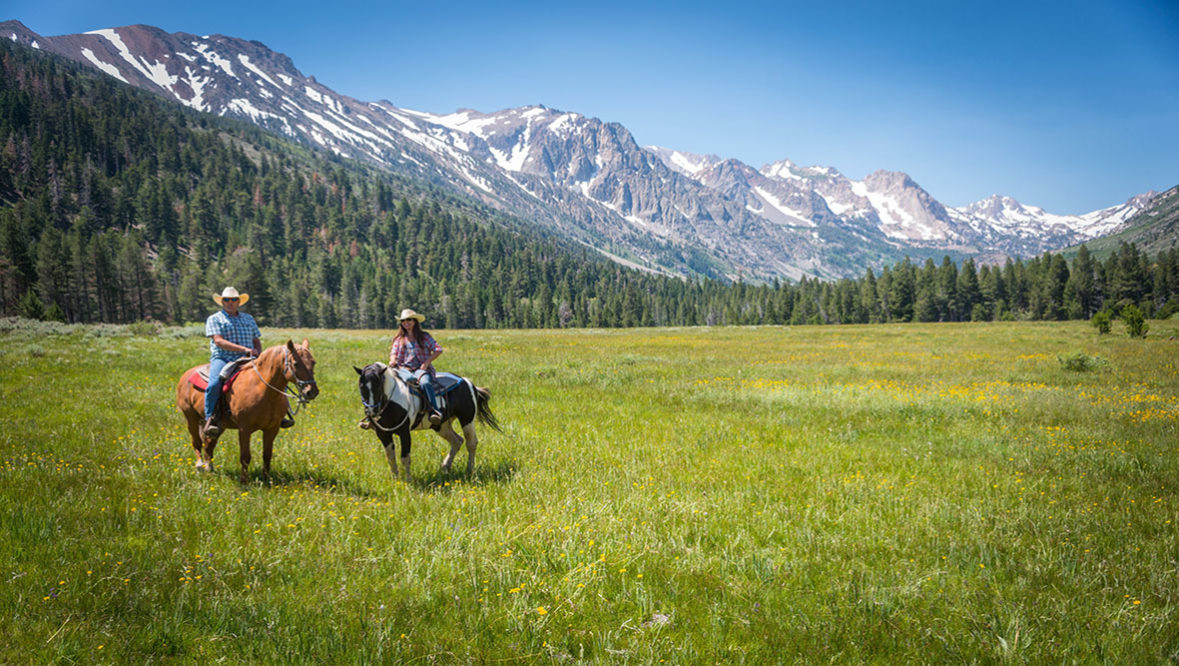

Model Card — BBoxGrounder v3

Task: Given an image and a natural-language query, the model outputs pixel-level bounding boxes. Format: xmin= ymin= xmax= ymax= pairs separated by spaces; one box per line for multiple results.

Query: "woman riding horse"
xmin=388 ymin=308 xmax=444 ymax=425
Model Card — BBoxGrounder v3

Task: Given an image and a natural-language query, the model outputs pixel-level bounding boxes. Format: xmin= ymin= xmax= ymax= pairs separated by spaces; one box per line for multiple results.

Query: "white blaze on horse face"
xmin=360 ymin=378 xmax=375 ymax=414
xmin=360 ymin=369 xmax=387 ymax=418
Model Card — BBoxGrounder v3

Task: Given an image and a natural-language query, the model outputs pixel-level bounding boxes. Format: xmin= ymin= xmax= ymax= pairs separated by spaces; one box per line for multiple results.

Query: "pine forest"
xmin=2 ymin=40 xmax=1177 ymax=329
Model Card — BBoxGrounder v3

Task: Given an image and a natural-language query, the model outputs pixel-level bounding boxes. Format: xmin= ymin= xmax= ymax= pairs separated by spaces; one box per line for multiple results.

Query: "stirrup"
xmin=202 ymin=419 xmax=221 ymax=438
xmin=280 ymin=415 xmax=295 ymax=428
xmin=428 ymin=410 xmax=442 ymax=425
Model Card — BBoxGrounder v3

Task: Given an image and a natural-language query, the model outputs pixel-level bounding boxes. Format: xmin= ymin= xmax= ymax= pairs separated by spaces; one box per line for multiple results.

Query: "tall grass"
xmin=1 ymin=320 xmax=1176 ymax=662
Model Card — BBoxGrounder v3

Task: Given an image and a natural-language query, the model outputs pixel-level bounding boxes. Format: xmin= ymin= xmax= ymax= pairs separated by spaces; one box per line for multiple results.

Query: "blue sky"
xmin=8 ymin=0 xmax=1179 ymax=213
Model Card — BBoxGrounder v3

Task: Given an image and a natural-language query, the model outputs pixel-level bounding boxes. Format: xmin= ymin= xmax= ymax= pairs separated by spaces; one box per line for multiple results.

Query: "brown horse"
xmin=176 ymin=339 xmax=319 ymax=484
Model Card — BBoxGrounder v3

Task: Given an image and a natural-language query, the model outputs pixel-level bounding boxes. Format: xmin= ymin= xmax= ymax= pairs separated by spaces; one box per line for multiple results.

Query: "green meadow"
xmin=1 ymin=318 xmax=1177 ymax=663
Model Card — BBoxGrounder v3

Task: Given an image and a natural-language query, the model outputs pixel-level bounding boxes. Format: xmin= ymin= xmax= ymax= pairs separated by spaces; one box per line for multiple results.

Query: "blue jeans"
xmin=414 ymin=369 xmax=440 ymax=412
xmin=205 ymin=357 xmax=229 ymax=421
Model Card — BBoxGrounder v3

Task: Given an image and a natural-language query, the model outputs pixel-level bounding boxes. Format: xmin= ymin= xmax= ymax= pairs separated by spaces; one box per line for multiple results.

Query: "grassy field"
xmin=1 ymin=317 xmax=1177 ymax=663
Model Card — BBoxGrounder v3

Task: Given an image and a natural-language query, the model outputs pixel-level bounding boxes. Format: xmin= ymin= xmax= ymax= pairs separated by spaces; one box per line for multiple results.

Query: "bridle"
xmin=253 ymin=346 xmax=317 ymax=415
xmin=360 ymin=366 xmax=412 ymax=433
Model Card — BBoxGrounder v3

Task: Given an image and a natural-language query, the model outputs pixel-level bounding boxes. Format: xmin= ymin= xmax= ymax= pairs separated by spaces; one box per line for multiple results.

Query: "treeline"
xmin=2 ymin=40 xmax=1177 ymax=329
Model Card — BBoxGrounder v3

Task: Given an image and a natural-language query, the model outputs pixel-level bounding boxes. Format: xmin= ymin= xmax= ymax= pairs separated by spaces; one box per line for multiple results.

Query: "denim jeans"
xmin=205 ymin=357 xmax=229 ymax=421
xmin=414 ymin=369 xmax=440 ymax=411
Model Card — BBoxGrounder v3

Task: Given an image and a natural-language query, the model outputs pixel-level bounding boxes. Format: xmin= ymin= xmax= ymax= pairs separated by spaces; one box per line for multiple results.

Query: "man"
xmin=203 ymin=287 xmax=262 ymax=438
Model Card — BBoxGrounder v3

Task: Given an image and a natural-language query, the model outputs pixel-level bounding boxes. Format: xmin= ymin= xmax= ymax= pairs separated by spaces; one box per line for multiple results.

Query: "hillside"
xmin=2 ymin=38 xmax=1176 ymax=327
xmin=1063 ymin=185 xmax=1179 ymax=260
xmin=0 ymin=37 xmax=693 ymax=328
xmin=1 ymin=20 xmax=1159 ymax=281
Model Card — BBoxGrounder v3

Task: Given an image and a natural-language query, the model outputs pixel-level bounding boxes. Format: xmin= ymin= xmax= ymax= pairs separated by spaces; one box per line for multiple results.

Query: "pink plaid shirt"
xmin=389 ymin=333 xmax=442 ymax=376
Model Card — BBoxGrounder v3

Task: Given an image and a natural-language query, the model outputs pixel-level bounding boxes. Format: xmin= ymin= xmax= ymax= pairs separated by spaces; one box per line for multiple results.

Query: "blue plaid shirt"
xmin=206 ymin=310 xmax=261 ymax=361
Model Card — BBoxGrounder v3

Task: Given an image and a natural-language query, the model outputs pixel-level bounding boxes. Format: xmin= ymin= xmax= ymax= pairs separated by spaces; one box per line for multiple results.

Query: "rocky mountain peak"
xmin=8 ymin=20 xmax=1159 ymax=281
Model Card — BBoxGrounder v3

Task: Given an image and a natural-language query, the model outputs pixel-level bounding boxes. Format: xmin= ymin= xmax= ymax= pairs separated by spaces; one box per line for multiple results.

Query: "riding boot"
xmin=280 ymin=412 xmax=295 ymax=428
xmin=423 ymin=383 xmax=442 ymax=425
xmin=203 ymin=415 xmax=221 ymax=439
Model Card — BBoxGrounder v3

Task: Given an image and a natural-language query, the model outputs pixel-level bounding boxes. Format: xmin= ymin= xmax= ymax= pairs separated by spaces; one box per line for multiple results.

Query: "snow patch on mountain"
xmin=753 ymin=186 xmax=814 ymax=227
xmin=193 ymin=43 xmax=236 ymax=78
xmin=237 ymin=54 xmax=280 ymax=88
xmin=79 ymin=48 xmax=128 ymax=83
xmin=646 ymin=146 xmax=722 ymax=182
xmin=87 ymin=28 xmax=176 ymax=91
xmin=851 ymin=180 xmax=939 ymax=241
xmin=762 ymin=160 xmax=802 ymax=181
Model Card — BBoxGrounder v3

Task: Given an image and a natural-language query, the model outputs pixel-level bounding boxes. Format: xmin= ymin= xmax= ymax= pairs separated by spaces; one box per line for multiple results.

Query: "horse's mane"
xmin=249 ymin=343 xmax=290 ymax=375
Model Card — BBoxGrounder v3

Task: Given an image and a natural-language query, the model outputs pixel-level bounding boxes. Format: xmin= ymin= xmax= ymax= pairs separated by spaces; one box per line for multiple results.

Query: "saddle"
xmin=186 ymin=357 xmax=250 ymax=392
xmin=396 ymin=369 xmax=464 ymax=407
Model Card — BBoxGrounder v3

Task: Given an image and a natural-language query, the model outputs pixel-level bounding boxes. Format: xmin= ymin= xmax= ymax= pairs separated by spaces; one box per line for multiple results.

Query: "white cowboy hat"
xmin=398 ymin=308 xmax=425 ymax=323
xmin=213 ymin=286 xmax=250 ymax=306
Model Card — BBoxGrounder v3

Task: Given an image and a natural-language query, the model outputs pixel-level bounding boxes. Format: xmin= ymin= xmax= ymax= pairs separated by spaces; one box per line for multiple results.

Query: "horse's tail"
xmin=473 ymin=385 xmax=501 ymax=432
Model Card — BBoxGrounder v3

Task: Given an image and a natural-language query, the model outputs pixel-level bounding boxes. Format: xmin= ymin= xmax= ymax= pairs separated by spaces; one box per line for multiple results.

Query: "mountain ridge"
xmin=2 ymin=19 xmax=1160 ymax=281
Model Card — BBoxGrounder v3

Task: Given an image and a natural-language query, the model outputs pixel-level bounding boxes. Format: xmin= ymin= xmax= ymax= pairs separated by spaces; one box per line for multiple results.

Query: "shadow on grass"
xmin=207 ymin=465 xmax=387 ymax=498
xmin=412 ymin=458 xmax=519 ymax=492
xmin=207 ymin=458 xmax=519 ymax=496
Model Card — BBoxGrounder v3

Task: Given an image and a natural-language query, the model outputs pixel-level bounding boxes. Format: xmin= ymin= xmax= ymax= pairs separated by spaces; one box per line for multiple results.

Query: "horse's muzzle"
xmin=302 ymin=383 xmax=320 ymax=401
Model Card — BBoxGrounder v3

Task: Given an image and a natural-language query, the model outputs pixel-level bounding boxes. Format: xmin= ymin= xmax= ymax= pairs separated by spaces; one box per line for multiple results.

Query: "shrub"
xmin=17 ymin=290 xmax=44 ymax=320
xmin=127 ymin=320 xmax=162 ymax=337
xmin=1158 ymin=298 xmax=1179 ymax=320
xmin=85 ymin=324 xmax=131 ymax=338
xmin=0 ymin=317 xmax=78 ymax=336
xmin=44 ymin=303 xmax=66 ymax=323
xmin=1091 ymin=310 xmax=1112 ymax=335
xmin=1057 ymin=351 xmax=1108 ymax=372
xmin=1121 ymin=304 xmax=1148 ymax=338
xmin=164 ymin=325 xmax=206 ymax=339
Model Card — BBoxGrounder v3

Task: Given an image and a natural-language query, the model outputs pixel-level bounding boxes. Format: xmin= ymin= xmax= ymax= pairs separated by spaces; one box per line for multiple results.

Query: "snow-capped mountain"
xmin=660 ymin=147 xmax=1156 ymax=258
xmin=3 ymin=20 xmax=1158 ymax=280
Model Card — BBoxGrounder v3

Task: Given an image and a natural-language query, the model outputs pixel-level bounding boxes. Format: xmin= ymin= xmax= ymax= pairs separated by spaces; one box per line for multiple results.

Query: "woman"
xmin=389 ymin=308 xmax=444 ymax=425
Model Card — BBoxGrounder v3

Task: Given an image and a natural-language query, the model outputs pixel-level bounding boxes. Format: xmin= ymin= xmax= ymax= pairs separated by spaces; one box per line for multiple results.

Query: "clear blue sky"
xmin=8 ymin=0 xmax=1179 ymax=214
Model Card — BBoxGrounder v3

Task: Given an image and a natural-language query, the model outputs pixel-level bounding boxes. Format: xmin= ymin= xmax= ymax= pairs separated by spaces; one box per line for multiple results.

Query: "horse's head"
xmin=286 ymin=339 xmax=319 ymax=402
xmin=354 ymin=362 xmax=388 ymax=420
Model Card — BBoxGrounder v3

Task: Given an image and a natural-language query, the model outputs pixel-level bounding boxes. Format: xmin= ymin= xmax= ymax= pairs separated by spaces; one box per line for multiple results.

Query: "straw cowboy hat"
xmin=398 ymin=308 xmax=426 ymax=323
xmin=213 ymin=286 xmax=250 ymax=306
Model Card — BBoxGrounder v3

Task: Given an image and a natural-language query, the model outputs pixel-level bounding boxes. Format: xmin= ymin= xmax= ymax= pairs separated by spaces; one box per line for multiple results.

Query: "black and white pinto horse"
xmin=355 ymin=363 xmax=500 ymax=481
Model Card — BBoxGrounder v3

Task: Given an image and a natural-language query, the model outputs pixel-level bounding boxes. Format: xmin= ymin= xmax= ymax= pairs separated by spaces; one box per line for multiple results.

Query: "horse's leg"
xmin=185 ymin=409 xmax=207 ymax=470
xmin=238 ymin=429 xmax=253 ymax=485
xmin=398 ymin=430 xmax=412 ymax=483
xmin=378 ymin=430 xmax=399 ymax=479
xmin=202 ymin=433 xmax=218 ymax=472
xmin=261 ymin=427 xmax=278 ymax=485
xmin=461 ymin=422 xmax=478 ymax=476
xmin=437 ymin=420 xmax=463 ymax=472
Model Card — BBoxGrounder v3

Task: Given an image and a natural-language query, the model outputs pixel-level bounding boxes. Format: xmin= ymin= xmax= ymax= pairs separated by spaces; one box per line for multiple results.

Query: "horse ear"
xmin=354 ymin=366 xmax=364 ymax=375
xmin=286 ymin=339 xmax=296 ymax=353
xmin=301 ymin=338 xmax=309 ymax=348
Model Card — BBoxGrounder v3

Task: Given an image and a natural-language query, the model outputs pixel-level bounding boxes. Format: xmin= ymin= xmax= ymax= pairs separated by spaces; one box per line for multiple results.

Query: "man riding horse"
xmin=203 ymin=287 xmax=292 ymax=438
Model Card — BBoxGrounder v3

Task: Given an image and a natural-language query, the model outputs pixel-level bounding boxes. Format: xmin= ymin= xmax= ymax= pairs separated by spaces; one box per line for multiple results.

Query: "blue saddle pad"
xmin=395 ymin=369 xmax=465 ymax=396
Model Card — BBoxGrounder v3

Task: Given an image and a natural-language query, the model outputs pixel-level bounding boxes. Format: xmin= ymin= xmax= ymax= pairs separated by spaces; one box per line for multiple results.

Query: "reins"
xmin=251 ymin=346 xmax=314 ymax=416
xmin=361 ymin=372 xmax=414 ymax=433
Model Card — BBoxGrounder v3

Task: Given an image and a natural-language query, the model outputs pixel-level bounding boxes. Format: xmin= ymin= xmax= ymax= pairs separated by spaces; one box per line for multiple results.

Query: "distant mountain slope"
xmin=1 ymin=19 xmax=1159 ymax=280
xmin=1063 ymin=185 xmax=1179 ymax=259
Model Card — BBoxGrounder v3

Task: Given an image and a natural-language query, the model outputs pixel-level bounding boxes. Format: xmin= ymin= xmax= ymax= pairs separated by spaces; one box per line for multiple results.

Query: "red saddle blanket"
xmin=186 ymin=364 xmax=244 ymax=392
